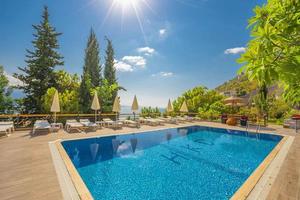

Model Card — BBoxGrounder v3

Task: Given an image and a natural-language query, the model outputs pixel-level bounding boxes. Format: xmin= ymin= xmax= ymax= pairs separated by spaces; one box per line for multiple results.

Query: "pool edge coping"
xmin=230 ymin=135 xmax=289 ymax=200
xmin=53 ymin=124 xmax=288 ymax=200
xmin=55 ymin=140 xmax=94 ymax=200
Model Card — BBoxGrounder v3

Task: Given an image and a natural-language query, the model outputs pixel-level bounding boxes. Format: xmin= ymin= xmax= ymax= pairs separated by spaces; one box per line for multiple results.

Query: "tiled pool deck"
xmin=0 ymin=121 xmax=298 ymax=200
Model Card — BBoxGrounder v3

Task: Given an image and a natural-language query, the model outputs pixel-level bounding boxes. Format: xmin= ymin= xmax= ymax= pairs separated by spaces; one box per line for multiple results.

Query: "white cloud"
xmin=114 ymin=60 xmax=134 ymax=72
xmin=4 ymin=72 xmax=24 ymax=87
xmin=152 ymin=71 xmax=174 ymax=77
xmin=224 ymin=47 xmax=246 ymax=54
xmin=159 ymin=29 xmax=166 ymax=36
xmin=137 ymin=47 xmax=155 ymax=56
xmin=122 ymin=56 xmax=146 ymax=68
xmin=114 ymin=56 xmax=147 ymax=72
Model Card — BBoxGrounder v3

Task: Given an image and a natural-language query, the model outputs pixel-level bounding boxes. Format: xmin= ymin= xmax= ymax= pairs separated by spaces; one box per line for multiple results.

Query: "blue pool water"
xmin=62 ymin=126 xmax=282 ymax=200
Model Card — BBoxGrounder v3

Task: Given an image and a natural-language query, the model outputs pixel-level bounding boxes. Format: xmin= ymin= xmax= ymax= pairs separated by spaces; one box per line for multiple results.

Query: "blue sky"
xmin=0 ymin=0 xmax=265 ymax=107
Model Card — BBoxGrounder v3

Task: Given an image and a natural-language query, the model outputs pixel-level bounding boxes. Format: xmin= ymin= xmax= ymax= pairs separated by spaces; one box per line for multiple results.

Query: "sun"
xmin=98 ymin=0 xmax=152 ymax=43
xmin=115 ymin=0 xmax=139 ymax=9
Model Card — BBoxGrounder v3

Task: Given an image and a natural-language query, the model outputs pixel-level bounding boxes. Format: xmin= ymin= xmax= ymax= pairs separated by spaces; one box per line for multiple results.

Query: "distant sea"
xmin=120 ymin=105 xmax=164 ymax=114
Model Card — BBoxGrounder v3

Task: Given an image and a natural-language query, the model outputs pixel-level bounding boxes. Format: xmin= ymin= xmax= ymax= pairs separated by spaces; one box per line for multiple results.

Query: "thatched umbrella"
xmin=50 ymin=89 xmax=60 ymax=123
xmin=91 ymin=91 xmax=100 ymax=122
xmin=131 ymin=95 xmax=139 ymax=120
xmin=180 ymin=100 xmax=189 ymax=113
xmin=112 ymin=96 xmax=121 ymax=120
xmin=166 ymin=99 xmax=174 ymax=113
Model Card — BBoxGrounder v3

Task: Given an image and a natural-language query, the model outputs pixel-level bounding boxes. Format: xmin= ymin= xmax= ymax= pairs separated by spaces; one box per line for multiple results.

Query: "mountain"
xmin=215 ymin=74 xmax=258 ymax=97
xmin=215 ymin=74 xmax=282 ymax=102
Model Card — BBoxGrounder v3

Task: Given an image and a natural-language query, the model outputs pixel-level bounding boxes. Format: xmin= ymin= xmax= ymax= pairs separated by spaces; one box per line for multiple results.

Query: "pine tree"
xmin=15 ymin=6 xmax=64 ymax=113
xmin=104 ymin=38 xmax=117 ymax=86
xmin=83 ymin=28 xmax=102 ymax=87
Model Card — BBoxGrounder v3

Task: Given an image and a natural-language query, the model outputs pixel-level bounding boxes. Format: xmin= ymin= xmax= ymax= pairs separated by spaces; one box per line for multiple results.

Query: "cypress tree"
xmin=79 ymin=73 xmax=92 ymax=113
xmin=104 ymin=38 xmax=117 ymax=86
xmin=83 ymin=28 xmax=102 ymax=87
xmin=103 ymin=37 xmax=126 ymax=104
xmin=79 ymin=28 xmax=102 ymax=112
xmin=16 ymin=6 xmax=64 ymax=113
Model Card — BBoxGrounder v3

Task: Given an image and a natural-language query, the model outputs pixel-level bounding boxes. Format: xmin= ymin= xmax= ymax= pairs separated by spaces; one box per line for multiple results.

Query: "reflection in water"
xmin=73 ymin=148 xmax=80 ymax=167
xmin=112 ymin=139 xmax=120 ymax=155
xmin=130 ymin=138 xmax=138 ymax=153
xmin=166 ymin=133 xmax=172 ymax=142
xmin=178 ymin=128 xmax=188 ymax=136
xmin=89 ymin=143 xmax=99 ymax=161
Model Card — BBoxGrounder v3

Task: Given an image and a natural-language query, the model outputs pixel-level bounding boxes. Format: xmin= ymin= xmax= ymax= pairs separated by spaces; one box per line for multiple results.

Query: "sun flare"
xmin=115 ymin=0 xmax=139 ymax=8
xmin=98 ymin=0 xmax=151 ymax=43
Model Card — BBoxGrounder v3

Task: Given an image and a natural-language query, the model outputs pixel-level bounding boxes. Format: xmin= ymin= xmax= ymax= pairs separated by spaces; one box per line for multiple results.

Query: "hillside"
xmin=215 ymin=74 xmax=258 ymax=97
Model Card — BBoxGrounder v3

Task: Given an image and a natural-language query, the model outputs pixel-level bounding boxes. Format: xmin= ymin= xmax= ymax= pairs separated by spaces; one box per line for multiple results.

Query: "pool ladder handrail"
xmin=246 ymin=122 xmax=261 ymax=133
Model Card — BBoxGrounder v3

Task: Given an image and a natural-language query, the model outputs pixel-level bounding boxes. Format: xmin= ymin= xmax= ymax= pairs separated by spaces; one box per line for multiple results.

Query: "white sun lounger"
xmin=122 ymin=119 xmax=140 ymax=128
xmin=149 ymin=117 xmax=165 ymax=125
xmin=159 ymin=117 xmax=177 ymax=124
xmin=65 ymin=119 xmax=85 ymax=133
xmin=176 ymin=116 xmax=187 ymax=123
xmin=79 ymin=119 xmax=98 ymax=130
xmin=140 ymin=117 xmax=160 ymax=126
xmin=0 ymin=121 xmax=15 ymax=133
xmin=0 ymin=125 xmax=11 ymax=137
xmin=33 ymin=120 xmax=51 ymax=135
xmin=102 ymin=118 xmax=123 ymax=129
xmin=183 ymin=115 xmax=194 ymax=122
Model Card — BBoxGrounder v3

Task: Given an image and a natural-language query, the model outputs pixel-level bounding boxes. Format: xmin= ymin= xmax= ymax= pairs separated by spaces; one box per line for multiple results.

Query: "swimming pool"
xmin=61 ymin=126 xmax=282 ymax=200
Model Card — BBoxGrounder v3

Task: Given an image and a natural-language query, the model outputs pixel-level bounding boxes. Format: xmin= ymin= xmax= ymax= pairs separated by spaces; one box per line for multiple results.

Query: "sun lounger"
xmin=0 ymin=121 xmax=15 ymax=133
xmin=150 ymin=117 xmax=165 ymax=125
xmin=159 ymin=117 xmax=177 ymax=124
xmin=79 ymin=119 xmax=98 ymax=131
xmin=65 ymin=119 xmax=85 ymax=133
xmin=142 ymin=117 xmax=160 ymax=126
xmin=183 ymin=116 xmax=194 ymax=122
xmin=176 ymin=116 xmax=187 ymax=123
xmin=102 ymin=118 xmax=123 ymax=129
xmin=122 ymin=119 xmax=140 ymax=128
xmin=137 ymin=117 xmax=147 ymax=124
xmin=194 ymin=116 xmax=202 ymax=121
xmin=0 ymin=125 xmax=11 ymax=137
xmin=33 ymin=120 xmax=51 ymax=135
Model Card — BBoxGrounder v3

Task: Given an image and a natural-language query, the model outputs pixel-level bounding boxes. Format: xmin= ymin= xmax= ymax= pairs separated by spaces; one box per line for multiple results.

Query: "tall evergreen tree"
xmin=79 ymin=28 xmax=102 ymax=112
xmin=103 ymin=37 xmax=118 ymax=102
xmin=83 ymin=28 xmax=102 ymax=87
xmin=79 ymin=73 xmax=92 ymax=113
xmin=104 ymin=38 xmax=117 ymax=86
xmin=15 ymin=6 xmax=63 ymax=113
xmin=103 ymin=37 xmax=126 ymax=105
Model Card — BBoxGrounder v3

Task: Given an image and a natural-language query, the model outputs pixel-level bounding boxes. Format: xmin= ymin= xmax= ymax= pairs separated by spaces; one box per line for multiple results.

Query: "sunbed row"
xmin=32 ymin=118 xmax=142 ymax=134
xmin=31 ymin=115 xmax=199 ymax=134
xmin=0 ymin=121 xmax=15 ymax=137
